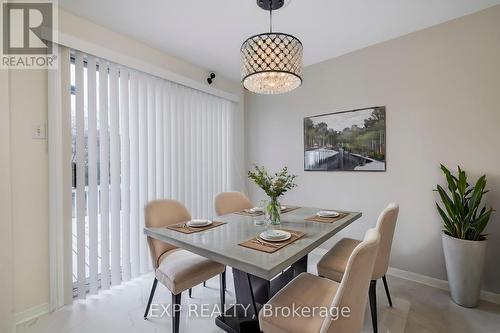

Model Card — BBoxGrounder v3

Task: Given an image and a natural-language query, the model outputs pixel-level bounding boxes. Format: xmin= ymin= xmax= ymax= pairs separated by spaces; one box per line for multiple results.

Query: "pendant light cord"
xmin=269 ymin=0 xmax=273 ymax=33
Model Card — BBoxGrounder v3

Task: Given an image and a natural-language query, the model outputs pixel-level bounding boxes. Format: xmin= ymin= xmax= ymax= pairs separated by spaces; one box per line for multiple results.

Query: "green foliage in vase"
xmin=435 ymin=164 xmax=494 ymax=241
xmin=248 ymin=165 xmax=297 ymax=200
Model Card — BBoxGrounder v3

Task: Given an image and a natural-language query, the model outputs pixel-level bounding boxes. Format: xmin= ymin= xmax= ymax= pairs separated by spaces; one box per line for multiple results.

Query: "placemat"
xmin=238 ymin=229 xmax=305 ymax=253
xmin=166 ymin=221 xmax=226 ymax=234
xmin=304 ymin=212 xmax=348 ymax=223
xmin=281 ymin=205 xmax=301 ymax=214
xmin=234 ymin=205 xmax=301 ymax=217
xmin=234 ymin=209 xmax=264 ymax=217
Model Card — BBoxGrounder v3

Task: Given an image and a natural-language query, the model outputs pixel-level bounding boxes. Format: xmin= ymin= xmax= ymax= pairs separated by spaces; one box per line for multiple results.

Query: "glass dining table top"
xmin=144 ymin=206 xmax=362 ymax=280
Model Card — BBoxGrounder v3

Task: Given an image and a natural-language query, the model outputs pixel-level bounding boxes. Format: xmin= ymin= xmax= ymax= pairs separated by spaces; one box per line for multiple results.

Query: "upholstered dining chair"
xmin=317 ymin=203 xmax=399 ymax=333
xmin=143 ymin=200 xmax=226 ymax=333
xmin=259 ymin=228 xmax=381 ymax=333
xmin=214 ymin=191 xmax=253 ymax=216
xmin=213 ymin=191 xmax=253 ymax=289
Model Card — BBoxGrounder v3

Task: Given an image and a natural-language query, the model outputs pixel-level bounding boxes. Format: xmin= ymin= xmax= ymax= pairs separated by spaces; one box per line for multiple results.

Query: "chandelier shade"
xmin=241 ymin=32 xmax=303 ymax=95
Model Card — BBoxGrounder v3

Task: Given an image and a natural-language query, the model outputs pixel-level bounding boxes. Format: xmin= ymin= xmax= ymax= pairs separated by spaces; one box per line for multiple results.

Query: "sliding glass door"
xmin=70 ymin=50 xmax=236 ymax=298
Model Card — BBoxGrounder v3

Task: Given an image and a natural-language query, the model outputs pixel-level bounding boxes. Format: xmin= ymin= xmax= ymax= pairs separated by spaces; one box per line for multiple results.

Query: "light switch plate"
xmin=32 ymin=122 xmax=47 ymax=139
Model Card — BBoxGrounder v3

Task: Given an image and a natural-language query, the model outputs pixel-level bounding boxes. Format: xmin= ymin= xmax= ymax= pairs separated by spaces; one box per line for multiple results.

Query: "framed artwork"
xmin=304 ymin=106 xmax=386 ymax=171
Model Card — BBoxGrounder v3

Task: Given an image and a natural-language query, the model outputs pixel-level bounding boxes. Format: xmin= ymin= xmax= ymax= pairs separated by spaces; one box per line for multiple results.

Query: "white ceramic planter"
xmin=442 ymin=233 xmax=487 ymax=307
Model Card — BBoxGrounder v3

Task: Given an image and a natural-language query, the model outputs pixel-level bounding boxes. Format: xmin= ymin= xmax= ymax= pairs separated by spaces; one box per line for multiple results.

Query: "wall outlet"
xmin=32 ymin=122 xmax=47 ymax=139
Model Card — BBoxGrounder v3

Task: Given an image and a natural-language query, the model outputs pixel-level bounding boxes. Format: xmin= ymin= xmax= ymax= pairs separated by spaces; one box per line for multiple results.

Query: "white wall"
xmin=9 ymin=69 xmax=50 ymax=315
xmin=245 ymin=5 xmax=500 ymax=293
xmin=4 ymin=8 xmax=244 ymax=321
xmin=0 ymin=70 xmax=14 ymax=333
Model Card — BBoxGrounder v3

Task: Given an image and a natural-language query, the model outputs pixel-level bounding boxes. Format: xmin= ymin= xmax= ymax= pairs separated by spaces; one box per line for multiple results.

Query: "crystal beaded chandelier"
xmin=241 ymin=0 xmax=303 ymax=95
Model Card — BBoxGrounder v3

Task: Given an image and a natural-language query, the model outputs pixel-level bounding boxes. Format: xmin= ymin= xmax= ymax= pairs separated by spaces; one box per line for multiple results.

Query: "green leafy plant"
xmin=435 ymin=164 xmax=494 ymax=241
xmin=248 ymin=165 xmax=297 ymax=224
xmin=248 ymin=165 xmax=297 ymax=200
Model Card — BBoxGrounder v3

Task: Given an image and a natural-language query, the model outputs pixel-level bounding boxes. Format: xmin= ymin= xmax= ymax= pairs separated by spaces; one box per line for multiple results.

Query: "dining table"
xmin=144 ymin=206 xmax=362 ymax=333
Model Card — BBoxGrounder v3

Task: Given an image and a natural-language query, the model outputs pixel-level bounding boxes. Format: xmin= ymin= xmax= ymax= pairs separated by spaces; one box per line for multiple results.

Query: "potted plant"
xmin=248 ymin=165 xmax=297 ymax=225
xmin=435 ymin=164 xmax=494 ymax=307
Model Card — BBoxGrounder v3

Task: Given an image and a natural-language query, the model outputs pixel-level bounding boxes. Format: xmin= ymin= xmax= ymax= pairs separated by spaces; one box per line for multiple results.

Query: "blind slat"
xmin=177 ymin=86 xmax=184 ymax=204
xmin=195 ymin=93 xmax=202 ymax=217
xmin=109 ymin=64 xmax=121 ymax=285
xmin=201 ymin=94 xmax=209 ymax=219
xmin=156 ymin=80 xmax=164 ymax=198
xmin=210 ymin=97 xmax=216 ymax=218
xmin=87 ymin=56 xmax=99 ymax=294
xmin=163 ymin=82 xmax=171 ymax=199
xmin=120 ymin=68 xmax=131 ymax=281
xmin=217 ymin=100 xmax=222 ymax=201
xmin=138 ymin=75 xmax=149 ymax=273
xmin=185 ymin=89 xmax=192 ymax=213
xmin=129 ymin=71 xmax=140 ymax=278
xmin=147 ymin=79 xmax=156 ymax=201
xmin=75 ymin=52 xmax=86 ymax=299
xmin=190 ymin=93 xmax=196 ymax=216
xmin=98 ymin=59 xmax=111 ymax=290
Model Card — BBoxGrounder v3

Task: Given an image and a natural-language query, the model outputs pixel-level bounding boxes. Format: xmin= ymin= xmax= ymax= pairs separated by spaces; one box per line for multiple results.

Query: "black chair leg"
xmin=382 ymin=275 xmax=393 ymax=307
xmin=172 ymin=293 xmax=182 ymax=333
xmin=203 ymin=281 xmax=206 ymax=287
xmin=143 ymin=278 xmax=158 ymax=319
xmin=220 ymin=271 xmax=226 ymax=312
xmin=223 ymin=268 xmax=227 ymax=292
xmin=189 ymin=287 xmax=192 ymax=298
xmin=369 ymin=280 xmax=378 ymax=333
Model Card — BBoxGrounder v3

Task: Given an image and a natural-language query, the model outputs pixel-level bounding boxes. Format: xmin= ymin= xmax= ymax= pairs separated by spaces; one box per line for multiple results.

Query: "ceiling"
xmin=59 ymin=0 xmax=500 ymax=81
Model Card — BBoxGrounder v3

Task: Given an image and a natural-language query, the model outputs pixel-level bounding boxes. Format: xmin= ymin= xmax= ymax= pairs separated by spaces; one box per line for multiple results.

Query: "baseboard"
xmin=14 ymin=303 xmax=50 ymax=326
xmin=311 ymin=248 xmax=500 ymax=305
xmin=479 ymin=289 xmax=500 ymax=305
xmin=387 ymin=267 xmax=449 ymax=291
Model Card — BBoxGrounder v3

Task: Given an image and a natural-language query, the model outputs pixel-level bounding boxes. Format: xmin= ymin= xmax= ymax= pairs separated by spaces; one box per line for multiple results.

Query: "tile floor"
xmin=16 ymin=253 xmax=500 ymax=333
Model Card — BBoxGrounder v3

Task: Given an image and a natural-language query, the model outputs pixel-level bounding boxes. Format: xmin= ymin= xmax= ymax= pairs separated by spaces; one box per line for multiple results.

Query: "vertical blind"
xmin=71 ymin=50 xmax=237 ymax=298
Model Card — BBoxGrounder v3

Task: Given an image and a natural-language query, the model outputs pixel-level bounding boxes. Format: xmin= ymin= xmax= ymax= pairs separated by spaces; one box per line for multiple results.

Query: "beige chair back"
xmin=372 ymin=203 xmax=399 ymax=279
xmin=145 ymin=200 xmax=191 ymax=268
xmin=322 ymin=229 xmax=380 ymax=333
xmin=214 ymin=191 xmax=253 ymax=216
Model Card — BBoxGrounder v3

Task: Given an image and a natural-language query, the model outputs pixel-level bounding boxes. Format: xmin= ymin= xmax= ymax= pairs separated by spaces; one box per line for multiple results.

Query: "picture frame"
xmin=304 ymin=106 xmax=386 ymax=172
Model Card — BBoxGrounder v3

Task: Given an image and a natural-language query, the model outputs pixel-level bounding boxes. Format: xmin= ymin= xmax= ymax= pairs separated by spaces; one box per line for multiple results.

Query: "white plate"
xmin=280 ymin=206 xmax=288 ymax=211
xmin=187 ymin=219 xmax=212 ymax=228
xmin=317 ymin=210 xmax=340 ymax=218
xmin=247 ymin=207 xmax=263 ymax=213
xmin=259 ymin=230 xmax=291 ymax=242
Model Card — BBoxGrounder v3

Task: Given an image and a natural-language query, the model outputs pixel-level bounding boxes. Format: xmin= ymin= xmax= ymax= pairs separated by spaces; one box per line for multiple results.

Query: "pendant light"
xmin=241 ymin=0 xmax=303 ymax=94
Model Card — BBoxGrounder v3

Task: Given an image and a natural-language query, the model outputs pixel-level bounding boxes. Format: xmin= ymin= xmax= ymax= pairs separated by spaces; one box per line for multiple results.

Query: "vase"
xmin=266 ymin=198 xmax=281 ymax=225
xmin=442 ymin=233 xmax=487 ymax=307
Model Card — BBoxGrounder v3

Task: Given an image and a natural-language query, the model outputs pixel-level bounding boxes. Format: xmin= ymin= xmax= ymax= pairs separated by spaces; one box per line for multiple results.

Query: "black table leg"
xmin=215 ymin=255 xmax=308 ymax=333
